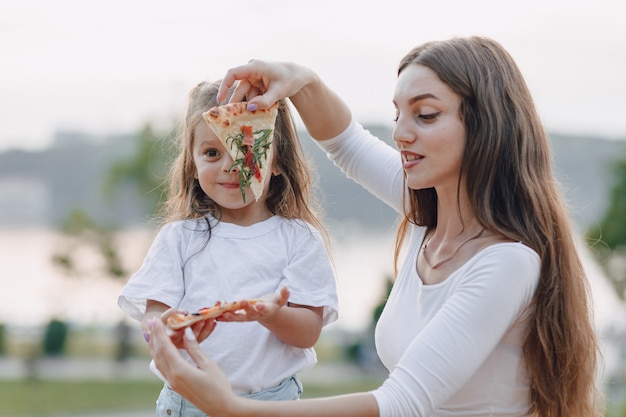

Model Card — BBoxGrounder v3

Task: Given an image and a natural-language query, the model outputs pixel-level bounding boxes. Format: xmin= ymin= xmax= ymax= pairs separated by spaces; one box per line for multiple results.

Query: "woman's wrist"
xmin=290 ymin=70 xmax=352 ymax=141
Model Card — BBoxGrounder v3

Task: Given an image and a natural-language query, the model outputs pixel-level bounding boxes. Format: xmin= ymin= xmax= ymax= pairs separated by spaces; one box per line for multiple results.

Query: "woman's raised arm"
xmin=217 ymin=60 xmax=351 ymax=140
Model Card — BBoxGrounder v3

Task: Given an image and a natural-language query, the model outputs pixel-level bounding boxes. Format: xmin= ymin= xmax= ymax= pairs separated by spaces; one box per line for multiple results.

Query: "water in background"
xmin=0 ymin=227 xmax=395 ymax=332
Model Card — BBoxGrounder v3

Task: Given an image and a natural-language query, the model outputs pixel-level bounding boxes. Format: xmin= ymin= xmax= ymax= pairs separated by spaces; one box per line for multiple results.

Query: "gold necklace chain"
xmin=422 ymin=227 xmax=485 ymax=269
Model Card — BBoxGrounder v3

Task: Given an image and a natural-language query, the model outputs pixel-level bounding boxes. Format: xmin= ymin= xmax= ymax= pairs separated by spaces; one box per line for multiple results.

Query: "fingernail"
xmin=184 ymin=327 xmax=196 ymax=341
xmin=147 ymin=318 xmax=156 ymax=329
xmin=246 ymin=103 xmax=257 ymax=112
xmin=143 ymin=332 xmax=150 ymax=343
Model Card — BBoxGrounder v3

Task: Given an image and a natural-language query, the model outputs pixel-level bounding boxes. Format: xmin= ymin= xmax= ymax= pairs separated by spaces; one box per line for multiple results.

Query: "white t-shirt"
xmin=118 ymin=215 xmax=338 ymax=395
xmin=318 ymin=120 xmax=540 ymax=417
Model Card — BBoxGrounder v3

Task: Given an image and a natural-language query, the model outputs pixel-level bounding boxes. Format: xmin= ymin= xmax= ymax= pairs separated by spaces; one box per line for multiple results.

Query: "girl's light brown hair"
xmin=394 ymin=37 xmax=602 ymax=417
xmin=160 ymin=80 xmax=328 ymax=244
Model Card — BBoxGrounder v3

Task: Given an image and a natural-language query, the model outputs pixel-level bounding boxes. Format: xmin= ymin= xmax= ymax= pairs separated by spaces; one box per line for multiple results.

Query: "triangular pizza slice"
xmin=202 ymin=102 xmax=279 ymax=202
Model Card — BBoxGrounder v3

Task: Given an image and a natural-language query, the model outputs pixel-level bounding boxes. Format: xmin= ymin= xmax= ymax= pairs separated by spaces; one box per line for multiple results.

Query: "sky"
xmin=1 ymin=0 xmax=625 ymax=152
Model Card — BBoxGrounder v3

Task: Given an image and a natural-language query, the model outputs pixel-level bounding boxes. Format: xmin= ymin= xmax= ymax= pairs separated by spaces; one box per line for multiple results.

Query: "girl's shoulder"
xmin=157 ymin=217 xmax=212 ymax=239
xmin=273 ymin=216 xmax=323 ymax=237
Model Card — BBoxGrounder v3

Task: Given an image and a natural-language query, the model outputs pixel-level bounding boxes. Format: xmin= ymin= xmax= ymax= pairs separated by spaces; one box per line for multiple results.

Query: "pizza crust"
xmin=202 ymin=102 xmax=279 ymax=202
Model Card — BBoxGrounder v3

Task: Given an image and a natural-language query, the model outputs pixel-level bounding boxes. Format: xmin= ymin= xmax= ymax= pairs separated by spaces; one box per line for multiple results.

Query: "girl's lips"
xmin=220 ymin=182 xmax=240 ymax=189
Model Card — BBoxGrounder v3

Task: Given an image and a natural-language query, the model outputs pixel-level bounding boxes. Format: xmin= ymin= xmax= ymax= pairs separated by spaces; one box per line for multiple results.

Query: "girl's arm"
xmin=148 ymin=318 xmax=380 ymax=417
xmin=218 ymin=61 xmax=352 ymax=141
xmin=219 ymin=287 xmax=324 ymax=348
xmin=258 ymin=303 xmax=323 ymax=348
xmin=143 ymin=299 xmax=169 ymax=330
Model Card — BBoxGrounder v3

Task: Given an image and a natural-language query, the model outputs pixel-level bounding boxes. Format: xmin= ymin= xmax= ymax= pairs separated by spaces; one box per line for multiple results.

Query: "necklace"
xmin=422 ymin=227 xmax=485 ymax=269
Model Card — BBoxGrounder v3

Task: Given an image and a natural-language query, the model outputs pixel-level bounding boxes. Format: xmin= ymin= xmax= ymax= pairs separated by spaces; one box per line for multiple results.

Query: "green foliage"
xmin=51 ymin=123 xmax=177 ymax=281
xmin=588 ymin=156 xmax=626 ymax=250
xmin=52 ymin=208 xmax=126 ymax=278
xmin=372 ymin=276 xmax=394 ymax=323
xmin=103 ymin=123 xmax=175 ymax=217
xmin=42 ymin=319 xmax=69 ymax=356
xmin=0 ymin=323 xmax=6 ymax=355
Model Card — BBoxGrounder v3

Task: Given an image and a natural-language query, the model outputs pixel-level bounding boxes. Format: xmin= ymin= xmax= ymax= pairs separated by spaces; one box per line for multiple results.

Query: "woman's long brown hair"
xmin=394 ymin=37 xmax=602 ymax=417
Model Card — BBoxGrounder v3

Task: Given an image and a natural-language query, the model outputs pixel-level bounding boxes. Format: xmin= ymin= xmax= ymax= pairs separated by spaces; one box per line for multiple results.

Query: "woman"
xmin=146 ymin=36 xmax=602 ymax=417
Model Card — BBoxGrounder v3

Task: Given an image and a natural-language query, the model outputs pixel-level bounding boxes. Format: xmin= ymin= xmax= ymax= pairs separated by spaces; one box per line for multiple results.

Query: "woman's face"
xmin=393 ymin=63 xmax=466 ymax=194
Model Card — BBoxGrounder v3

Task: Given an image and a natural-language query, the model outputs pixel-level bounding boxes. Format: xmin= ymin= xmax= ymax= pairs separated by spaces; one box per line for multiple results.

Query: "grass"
xmin=0 ymin=377 xmax=384 ymax=416
xmin=2 ymin=378 xmax=625 ymax=417
xmin=0 ymin=379 xmax=163 ymax=416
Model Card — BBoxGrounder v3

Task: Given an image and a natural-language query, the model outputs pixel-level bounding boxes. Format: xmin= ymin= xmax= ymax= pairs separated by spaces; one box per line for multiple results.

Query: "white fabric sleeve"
xmin=281 ymin=222 xmax=339 ymax=325
xmin=316 ymin=119 xmax=405 ymax=213
xmin=371 ymin=246 xmax=540 ymax=417
xmin=117 ymin=223 xmax=186 ymax=321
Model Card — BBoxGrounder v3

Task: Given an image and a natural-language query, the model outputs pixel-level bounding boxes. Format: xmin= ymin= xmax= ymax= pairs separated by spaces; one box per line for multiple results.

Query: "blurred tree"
xmin=587 ymin=156 xmax=626 ymax=250
xmin=345 ymin=276 xmax=393 ymax=373
xmin=49 ymin=123 xmax=175 ymax=361
xmin=0 ymin=323 xmax=6 ymax=355
xmin=52 ymin=208 xmax=125 ymax=278
xmin=587 ymin=152 xmax=626 ymax=298
xmin=51 ymin=123 xmax=175 ymax=280
xmin=42 ymin=319 xmax=69 ymax=356
xmin=103 ymin=123 xmax=174 ymax=216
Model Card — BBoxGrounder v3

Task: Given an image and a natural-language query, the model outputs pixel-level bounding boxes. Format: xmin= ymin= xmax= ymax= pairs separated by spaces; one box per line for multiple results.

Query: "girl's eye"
xmin=205 ymin=149 xmax=220 ymax=159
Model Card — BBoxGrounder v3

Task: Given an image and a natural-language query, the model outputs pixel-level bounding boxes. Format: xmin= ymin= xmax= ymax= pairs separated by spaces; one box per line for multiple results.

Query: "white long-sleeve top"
xmin=317 ymin=120 xmax=540 ymax=417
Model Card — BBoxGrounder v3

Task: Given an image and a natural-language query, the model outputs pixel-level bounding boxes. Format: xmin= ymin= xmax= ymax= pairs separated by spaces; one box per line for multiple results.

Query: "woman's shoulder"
xmin=466 ymin=241 xmax=541 ymax=286
xmin=477 ymin=241 xmax=539 ymax=262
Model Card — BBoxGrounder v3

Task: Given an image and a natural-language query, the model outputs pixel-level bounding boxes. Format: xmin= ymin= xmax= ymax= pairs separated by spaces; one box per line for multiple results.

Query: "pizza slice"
xmin=166 ymin=299 xmax=261 ymax=331
xmin=202 ymin=102 xmax=279 ymax=202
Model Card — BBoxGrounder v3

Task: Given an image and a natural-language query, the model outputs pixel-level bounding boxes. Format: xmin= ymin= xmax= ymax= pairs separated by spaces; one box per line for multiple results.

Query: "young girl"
xmin=118 ymin=80 xmax=338 ymax=417
xmin=146 ymin=36 xmax=602 ymax=417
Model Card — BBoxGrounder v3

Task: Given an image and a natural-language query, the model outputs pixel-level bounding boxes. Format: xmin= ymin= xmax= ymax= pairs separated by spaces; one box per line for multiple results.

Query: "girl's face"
xmin=192 ymin=121 xmax=275 ymax=225
xmin=392 ymin=63 xmax=466 ymax=194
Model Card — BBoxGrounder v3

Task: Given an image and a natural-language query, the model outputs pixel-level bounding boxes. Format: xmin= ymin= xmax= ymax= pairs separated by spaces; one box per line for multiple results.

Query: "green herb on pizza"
xmin=226 ymin=126 xmax=272 ymax=202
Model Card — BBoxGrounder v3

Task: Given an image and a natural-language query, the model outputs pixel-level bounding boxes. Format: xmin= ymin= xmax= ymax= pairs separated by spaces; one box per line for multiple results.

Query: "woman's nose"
xmin=393 ymin=115 xmax=416 ymax=146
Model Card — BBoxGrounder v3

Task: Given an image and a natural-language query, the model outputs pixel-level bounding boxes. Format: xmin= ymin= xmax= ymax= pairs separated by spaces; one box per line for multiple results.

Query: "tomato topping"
xmin=241 ymin=125 xmax=254 ymax=146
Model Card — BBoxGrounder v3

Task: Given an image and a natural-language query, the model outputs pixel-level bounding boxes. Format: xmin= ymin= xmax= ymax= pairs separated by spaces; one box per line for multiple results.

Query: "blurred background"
xmin=1 ymin=0 xmax=626 ymax=416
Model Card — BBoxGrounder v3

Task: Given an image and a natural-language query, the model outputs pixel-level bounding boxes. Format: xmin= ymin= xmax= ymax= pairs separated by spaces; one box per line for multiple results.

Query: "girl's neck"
xmin=219 ymin=205 xmax=274 ymax=227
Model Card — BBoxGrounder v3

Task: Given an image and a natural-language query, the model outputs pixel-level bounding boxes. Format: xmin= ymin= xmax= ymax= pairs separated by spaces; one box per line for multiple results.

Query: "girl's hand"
xmin=217 ymin=61 xmax=316 ymax=109
xmin=219 ymin=286 xmax=290 ymax=323
xmin=160 ymin=308 xmax=217 ymax=348
xmin=147 ymin=318 xmax=236 ymax=415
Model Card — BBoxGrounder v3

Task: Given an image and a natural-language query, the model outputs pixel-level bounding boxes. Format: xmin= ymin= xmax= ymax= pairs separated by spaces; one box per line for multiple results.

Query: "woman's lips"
xmin=401 ymin=150 xmax=424 ymax=169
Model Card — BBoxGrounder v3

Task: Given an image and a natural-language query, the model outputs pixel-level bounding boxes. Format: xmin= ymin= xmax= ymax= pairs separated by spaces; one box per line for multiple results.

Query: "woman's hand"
xmin=147 ymin=318 xmax=237 ymax=415
xmin=217 ymin=60 xmax=316 ymax=109
xmin=218 ymin=60 xmax=351 ymax=141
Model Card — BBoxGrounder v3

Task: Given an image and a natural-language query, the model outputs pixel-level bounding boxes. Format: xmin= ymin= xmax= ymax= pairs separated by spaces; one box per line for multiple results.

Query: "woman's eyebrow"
xmin=408 ymin=93 xmax=437 ymax=105
xmin=393 ymin=93 xmax=438 ymax=107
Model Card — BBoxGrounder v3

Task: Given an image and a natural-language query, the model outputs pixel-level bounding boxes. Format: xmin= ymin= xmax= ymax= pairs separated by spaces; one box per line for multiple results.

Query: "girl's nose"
xmin=222 ymin=154 xmax=238 ymax=173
